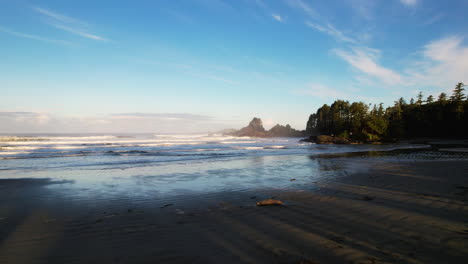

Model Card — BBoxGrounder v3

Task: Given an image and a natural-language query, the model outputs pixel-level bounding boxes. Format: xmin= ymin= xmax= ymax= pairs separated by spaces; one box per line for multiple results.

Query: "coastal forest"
xmin=306 ymin=82 xmax=468 ymax=141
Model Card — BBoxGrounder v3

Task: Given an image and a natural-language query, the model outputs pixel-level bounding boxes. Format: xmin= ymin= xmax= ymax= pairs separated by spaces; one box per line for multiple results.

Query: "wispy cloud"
xmin=289 ymin=0 xmax=360 ymax=45
xmin=334 ymin=47 xmax=402 ymax=85
xmin=34 ymin=7 xmax=85 ymax=26
xmin=422 ymin=13 xmax=445 ymax=26
xmin=0 ymin=112 xmax=37 ymax=116
xmin=286 ymin=0 xmax=319 ymax=19
xmin=400 ymin=0 xmax=418 ymax=7
xmin=0 ymin=111 xmax=52 ymax=125
xmin=405 ymin=35 xmax=468 ymax=89
xmin=272 ymin=14 xmax=284 ymax=22
xmin=187 ymin=72 xmax=238 ymax=85
xmin=332 ymin=35 xmax=468 ymax=92
xmin=289 ymin=0 xmax=405 ymax=91
xmin=346 ymin=0 xmax=376 ymax=21
xmin=134 ymin=57 xmax=238 ymax=85
xmin=306 ymin=22 xmax=357 ymax=44
xmin=33 ymin=7 xmax=107 ymax=41
xmin=52 ymin=24 xmax=106 ymax=41
xmin=0 ymin=111 xmax=227 ymax=133
xmin=0 ymin=26 xmax=73 ymax=45
xmin=110 ymin=113 xmax=212 ymax=121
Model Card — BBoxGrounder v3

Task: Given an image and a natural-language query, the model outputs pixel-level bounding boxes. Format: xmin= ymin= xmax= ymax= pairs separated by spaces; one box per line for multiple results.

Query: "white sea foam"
xmin=264 ymin=145 xmax=287 ymax=149
xmin=238 ymin=147 xmax=263 ymax=150
xmin=0 ymin=133 xmax=430 ymax=162
xmin=0 ymin=151 xmax=27 ymax=155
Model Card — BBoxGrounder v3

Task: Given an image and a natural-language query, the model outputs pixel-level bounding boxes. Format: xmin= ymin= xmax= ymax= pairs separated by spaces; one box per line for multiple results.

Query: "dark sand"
xmin=1 ymin=157 xmax=467 ymax=263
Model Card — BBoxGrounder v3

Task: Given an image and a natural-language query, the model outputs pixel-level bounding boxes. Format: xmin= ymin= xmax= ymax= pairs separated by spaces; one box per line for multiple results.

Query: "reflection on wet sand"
xmin=0 ymin=153 xmax=467 ymax=263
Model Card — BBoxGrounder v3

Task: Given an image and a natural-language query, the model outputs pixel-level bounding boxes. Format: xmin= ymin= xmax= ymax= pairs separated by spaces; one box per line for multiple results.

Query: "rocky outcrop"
xmin=301 ymin=135 xmax=351 ymax=144
xmin=231 ymin=117 xmax=268 ymax=137
xmin=268 ymin=124 xmax=305 ymax=137
xmin=225 ymin=118 xmax=305 ymax=138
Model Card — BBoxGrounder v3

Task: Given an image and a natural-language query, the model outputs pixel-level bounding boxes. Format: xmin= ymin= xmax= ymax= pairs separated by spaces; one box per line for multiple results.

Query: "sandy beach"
xmin=1 ymin=154 xmax=467 ymax=264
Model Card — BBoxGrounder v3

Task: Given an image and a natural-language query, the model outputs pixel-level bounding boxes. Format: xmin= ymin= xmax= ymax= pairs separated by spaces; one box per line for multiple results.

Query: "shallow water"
xmin=0 ymin=134 xmax=433 ymax=205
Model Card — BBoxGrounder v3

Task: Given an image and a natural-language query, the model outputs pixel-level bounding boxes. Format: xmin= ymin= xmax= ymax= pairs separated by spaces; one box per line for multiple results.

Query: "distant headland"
xmin=223 ymin=117 xmax=305 ymax=138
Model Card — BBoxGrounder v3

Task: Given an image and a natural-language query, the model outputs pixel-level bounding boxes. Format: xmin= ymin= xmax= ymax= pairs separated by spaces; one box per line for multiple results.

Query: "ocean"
xmin=0 ymin=134 xmax=438 ymax=205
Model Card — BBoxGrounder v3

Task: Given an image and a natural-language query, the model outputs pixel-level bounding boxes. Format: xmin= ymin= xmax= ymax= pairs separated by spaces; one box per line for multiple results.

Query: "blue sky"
xmin=1 ymin=0 xmax=467 ymax=133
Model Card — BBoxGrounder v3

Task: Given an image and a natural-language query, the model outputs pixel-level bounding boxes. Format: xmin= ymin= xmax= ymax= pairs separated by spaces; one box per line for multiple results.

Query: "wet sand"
xmin=0 ymin=157 xmax=467 ymax=263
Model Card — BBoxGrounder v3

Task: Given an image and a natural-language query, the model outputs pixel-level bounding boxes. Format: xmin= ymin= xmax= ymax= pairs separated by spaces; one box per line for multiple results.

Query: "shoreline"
xmin=1 ymin=154 xmax=467 ymax=263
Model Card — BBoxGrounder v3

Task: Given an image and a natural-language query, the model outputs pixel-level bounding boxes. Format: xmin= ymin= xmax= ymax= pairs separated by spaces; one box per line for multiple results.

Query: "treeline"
xmin=306 ymin=82 xmax=468 ymax=141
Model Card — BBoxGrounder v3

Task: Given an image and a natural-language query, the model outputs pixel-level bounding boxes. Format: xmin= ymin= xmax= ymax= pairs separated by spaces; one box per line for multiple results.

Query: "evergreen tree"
xmin=416 ymin=92 xmax=424 ymax=105
xmin=438 ymin=92 xmax=447 ymax=102
xmin=398 ymin=97 xmax=407 ymax=106
xmin=426 ymin=95 xmax=434 ymax=103
xmin=306 ymin=113 xmax=318 ymax=134
xmin=450 ymin=82 xmax=466 ymax=102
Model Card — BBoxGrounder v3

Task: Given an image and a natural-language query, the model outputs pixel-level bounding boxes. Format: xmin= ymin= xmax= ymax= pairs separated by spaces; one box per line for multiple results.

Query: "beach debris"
xmin=256 ymin=199 xmax=283 ymax=206
xmin=362 ymin=196 xmax=374 ymax=201
xmin=161 ymin=203 xmax=173 ymax=209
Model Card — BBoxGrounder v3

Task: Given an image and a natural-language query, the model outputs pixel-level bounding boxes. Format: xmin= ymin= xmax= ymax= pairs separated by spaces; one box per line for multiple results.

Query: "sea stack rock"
xmin=224 ymin=117 xmax=306 ymax=138
xmin=232 ymin=117 xmax=268 ymax=137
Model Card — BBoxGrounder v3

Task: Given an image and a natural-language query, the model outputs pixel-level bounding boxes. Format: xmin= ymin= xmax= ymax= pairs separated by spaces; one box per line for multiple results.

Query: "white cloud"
xmin=406 ymin=35 xmax=468 ymax=89
xmin=400 ymin=0 xmax=418 ymax=7
xmin=332 ymin=35 xmax=468 ymax=94
xmin=0 ymin=112 xmax=54 ymax=127
xmin=306 ymin=22 xmax=357 ymax=44
xmin=34 ymin=7 xmax=107 ymax=41
xmin=423 ymin=36 xmax=462 ymax=62
xmin=290 ymin=1 xmax=361 ymax=44
xmin=133 ymin=58 xmax=239 ymax=84
xmin=0 ymin=26 xmax=73 ymax=45
xmin=346 ymin=0 xmax=376 ymax=20
xmin=186 ymin=72 xmax=238 ymax=85
xmin=34 ymin=7 xmax=85 ymax=26
xmin=287 ymin=0 xmax=319 ymax=19
xmin=272 ymin=14 xmax=283 ymax=22
xmin=0 ymin=112 xmax=230 ymax=133
xmin=334 ymin=47 xmax=402 ymax=85
xmin=110 ymin=113 xmax=211 ymax=121
xmin=422 ymin=13 xmax=445 ymax=26
xmin=53 ymin=24 xmax=107 ymax=41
